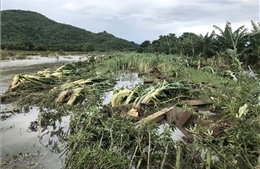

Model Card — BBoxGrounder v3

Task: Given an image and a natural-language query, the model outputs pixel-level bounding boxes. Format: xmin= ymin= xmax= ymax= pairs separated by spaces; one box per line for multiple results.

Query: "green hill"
xmin=1 ymin=10 xmax=139 ymax=51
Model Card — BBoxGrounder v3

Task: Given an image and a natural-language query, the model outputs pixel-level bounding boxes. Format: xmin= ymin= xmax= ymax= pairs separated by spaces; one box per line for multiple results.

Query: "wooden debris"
xmin=166 ymin=107 xmax=185 ymax=123
xmin=186 ymin=99 xmax=213 ymax=106
xmin=166 ymin=107 xmax=193 ymax=127
xmin=143 ymin=78 xmax=160 ymax=84
xmin=136 ymin=107 xmax=172 ymax=124
xmin=176 ymin=111 xmax=193 ymax=127
xmin=135 ymin=106 xmax=193 ymax=127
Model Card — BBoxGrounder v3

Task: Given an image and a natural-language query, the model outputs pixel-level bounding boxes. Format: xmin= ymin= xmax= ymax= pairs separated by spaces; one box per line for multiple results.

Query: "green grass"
xmin=2 ymin=51 xmax=259 ymax=169
xmin=96 ymin=52 xmax=234 ymax=86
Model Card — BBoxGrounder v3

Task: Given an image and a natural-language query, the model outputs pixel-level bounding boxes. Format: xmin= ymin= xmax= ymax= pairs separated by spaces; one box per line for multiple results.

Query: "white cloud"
xmin=61 ymin=2 xmax=81 ymax=11
xmin=2 ymin=0 xmax=259 ymax=43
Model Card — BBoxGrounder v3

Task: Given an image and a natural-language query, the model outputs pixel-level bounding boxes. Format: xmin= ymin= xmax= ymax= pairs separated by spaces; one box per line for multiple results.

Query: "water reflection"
xmin=102 ymin=72 xmax=143 ymax=105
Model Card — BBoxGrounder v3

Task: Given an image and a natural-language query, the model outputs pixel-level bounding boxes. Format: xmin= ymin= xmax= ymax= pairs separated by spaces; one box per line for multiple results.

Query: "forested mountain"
xmin=1 ymin=10 xmax=139 ymax=51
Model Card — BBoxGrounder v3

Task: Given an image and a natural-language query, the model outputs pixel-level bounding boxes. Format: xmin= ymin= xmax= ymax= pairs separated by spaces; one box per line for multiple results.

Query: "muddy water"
xmin=0 ymin=56 xmax=86 ymax=169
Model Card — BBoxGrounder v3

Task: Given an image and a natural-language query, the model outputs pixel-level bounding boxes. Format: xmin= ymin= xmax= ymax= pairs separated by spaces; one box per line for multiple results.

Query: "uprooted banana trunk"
xmin=67 ymin=87 xmax=84 ymax=105
xmin=56 ymin=87 xmax=84 ymax=105
xmin=56 ymin=90 xmax=71 ymax=103
xmin=9 ymin=75 xmax=21 ymax=91
xmin=111 ymin=81 xmax=191 ymax=109
xmin=111 ymin=89 xmax=132 ymax=107
xmin=37 ymin=69 xmax=51 ymax=78
xmin=60 ymin=79 xmax=92 ymax=90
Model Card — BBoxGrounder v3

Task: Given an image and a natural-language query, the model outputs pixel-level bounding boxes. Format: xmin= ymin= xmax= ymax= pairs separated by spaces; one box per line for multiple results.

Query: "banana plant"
xmin=241 ymin=21 xmax=260 ymax=66
xmin=213 ymin=21 xmax=248 ymax=58
xmin=197 ymin=31 xmax=219 ymax=58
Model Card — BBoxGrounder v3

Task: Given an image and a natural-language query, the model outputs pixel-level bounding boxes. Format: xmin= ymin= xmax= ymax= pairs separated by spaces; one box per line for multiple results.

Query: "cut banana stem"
xmin=67 ymin=87 xmax=84 ymax=105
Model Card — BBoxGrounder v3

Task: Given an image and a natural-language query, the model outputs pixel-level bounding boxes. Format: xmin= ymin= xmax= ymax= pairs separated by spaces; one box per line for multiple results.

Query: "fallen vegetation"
xmin=1 ymin=52 xmax=260 ymax=169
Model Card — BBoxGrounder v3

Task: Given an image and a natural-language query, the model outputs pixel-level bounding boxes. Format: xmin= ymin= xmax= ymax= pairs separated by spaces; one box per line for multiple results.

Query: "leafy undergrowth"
xmin=1 ymin=52 xmax=260 ymax=168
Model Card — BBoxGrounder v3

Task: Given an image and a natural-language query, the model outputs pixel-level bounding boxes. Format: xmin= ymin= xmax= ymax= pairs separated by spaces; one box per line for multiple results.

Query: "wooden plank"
xmin=143 ymin=78 xmax=160 ymax=84
xmin=166 ymin=107 xmax=185 ymax=123
xmin=176 ymin=111 xmax=193 ymax=127
xmin=166 ymin=107 xmax=193 ymax=127
xmin=136 ymin=106 xmax=193 ymax=127
xmin=186 ymin=99 xmax=213 ymax=106
xmin=136 ymin=107 xmax=171 ymax=124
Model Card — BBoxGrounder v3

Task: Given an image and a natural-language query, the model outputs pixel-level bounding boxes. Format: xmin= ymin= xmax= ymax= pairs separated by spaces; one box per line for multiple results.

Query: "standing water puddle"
xmin=102 ymin=72 xmax=185 ymax=141
xmin=102 ymin=72 xmax=143 ymax=105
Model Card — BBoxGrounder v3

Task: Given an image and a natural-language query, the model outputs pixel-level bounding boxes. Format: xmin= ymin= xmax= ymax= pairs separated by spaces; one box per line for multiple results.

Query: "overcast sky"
xmin=1 ymin=0 xmax=259 ymax=43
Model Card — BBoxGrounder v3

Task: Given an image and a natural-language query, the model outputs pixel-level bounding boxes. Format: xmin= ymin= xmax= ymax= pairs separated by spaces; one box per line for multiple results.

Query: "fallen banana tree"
xmin=8 ymin=74 xmax=57 ymax=92
xmin=2 ymin=61 xmax=115 ymax=106
xmin=37 ymin=68 xmax=72 ymax=79
xmin=110 ymin=81 xmax=191 ymax=117
xmin=55 ymin=87 xmax=84 ymax=105
xmin=8 ymin=62 xmax=90 ymax=92
xmin=54 ymin=76 xmax=114 ymax=105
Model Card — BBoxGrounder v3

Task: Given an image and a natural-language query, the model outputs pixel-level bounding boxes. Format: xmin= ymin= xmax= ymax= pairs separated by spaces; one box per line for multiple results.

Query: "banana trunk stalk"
xmin=56 ymin=90 xmax=71 ymax=103
xmin=67 ymin=87 xmax=84 ymax=105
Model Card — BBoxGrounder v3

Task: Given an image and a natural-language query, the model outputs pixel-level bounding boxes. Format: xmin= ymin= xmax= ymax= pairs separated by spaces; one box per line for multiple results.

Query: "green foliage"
xmin=189 ymin=77 xmax=260 ymax=168
xmin=82 ymin=43 xmax=95 ymax=52
xmin=1 ymin=10 xmax=139 ymax=52
xmin=240 ymin=21 xmax=260 ymax=66
xmin=66 ymin=106 xmax=179 ymax=169
xmin=139 ymin=21 xmax=260 ymax=67
xmin=2 ymin=52 xmax=259 ymax=168
xmin=1 ymin=9 xmax=260 ymax=168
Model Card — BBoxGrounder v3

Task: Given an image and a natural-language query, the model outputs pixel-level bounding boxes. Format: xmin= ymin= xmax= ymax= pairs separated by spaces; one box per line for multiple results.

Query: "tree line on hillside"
xmin=139 ymin=21 xmax=260 ymax=66
xmin=1 ymin=39 xmax=138 ymax=52
xmin=1 ymin=31 xmax=138 ymax=52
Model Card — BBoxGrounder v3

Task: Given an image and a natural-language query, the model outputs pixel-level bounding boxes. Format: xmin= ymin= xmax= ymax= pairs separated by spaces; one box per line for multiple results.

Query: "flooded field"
xmin=1 ymin=57 xmax=168 ymax=168
xmin=0 ymin=56 xmax=87 ymax=168
xmin=1 ymin=53 xmax=259 ymax=169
